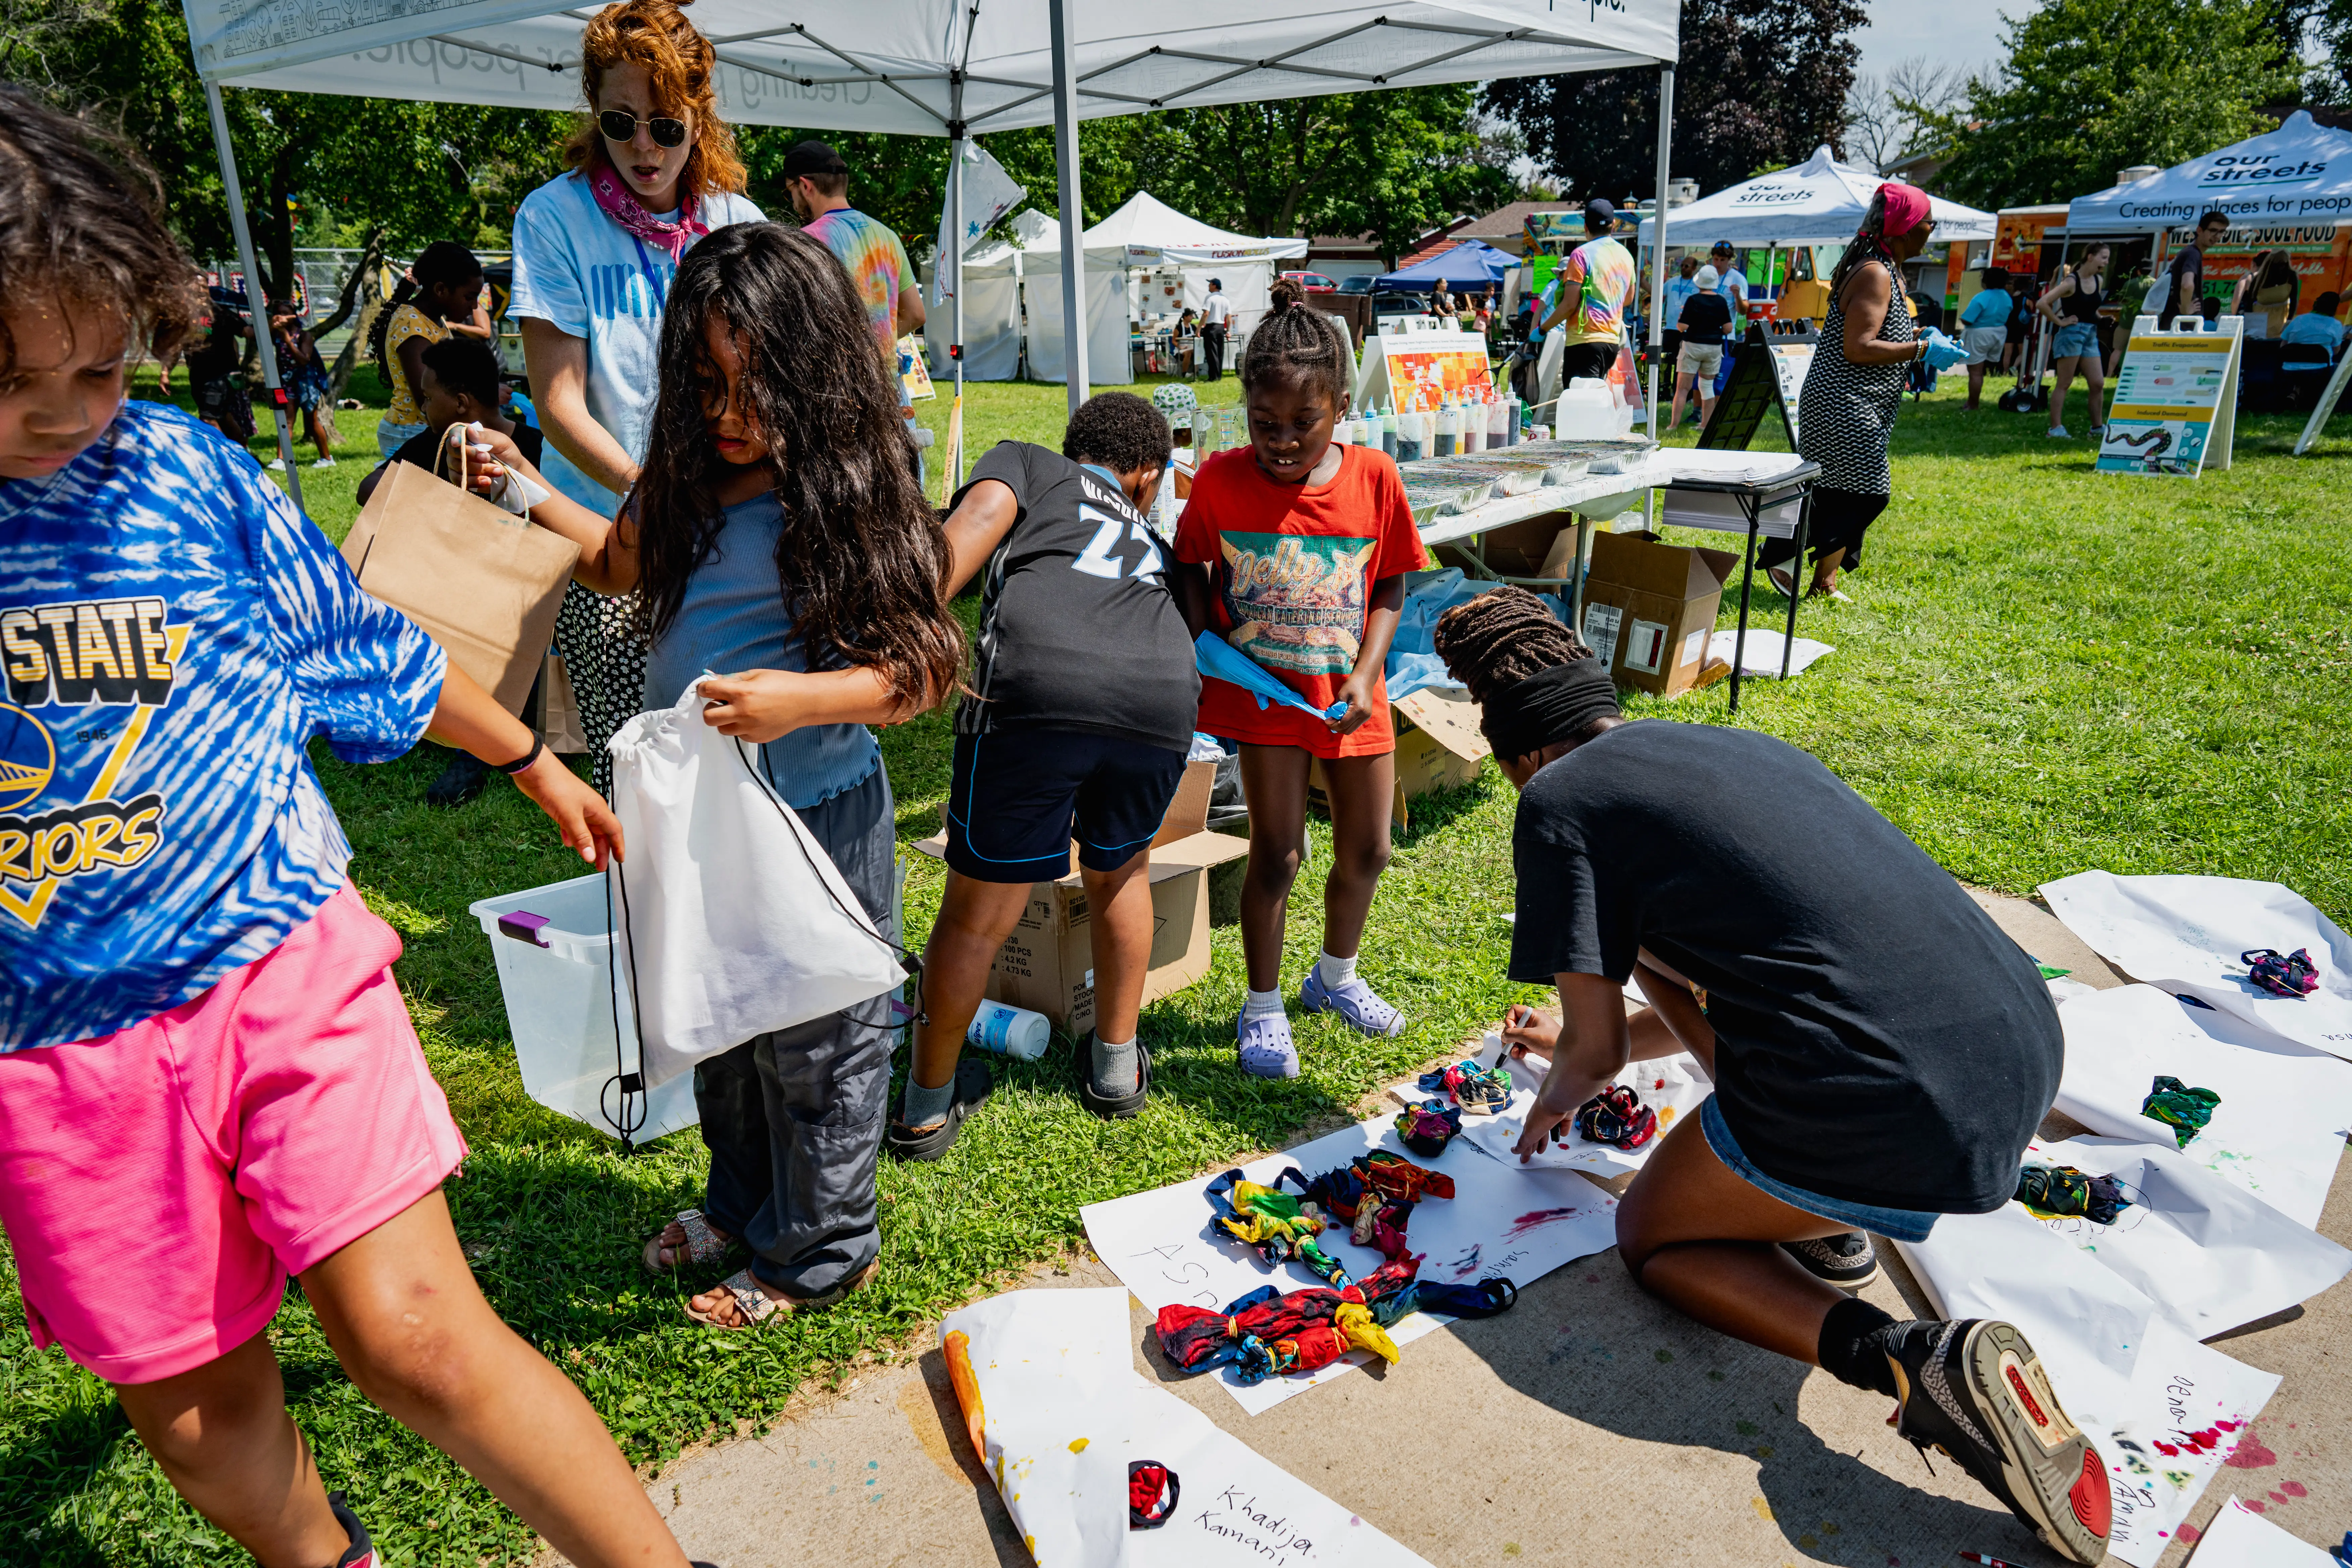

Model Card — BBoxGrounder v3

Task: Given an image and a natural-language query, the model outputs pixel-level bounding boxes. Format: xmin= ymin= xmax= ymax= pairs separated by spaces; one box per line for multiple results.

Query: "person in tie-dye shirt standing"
xmin=1537 ymin=197 xmax=1637 ymax=388
xmin=784 ymin=140 xmax=929 ymax=485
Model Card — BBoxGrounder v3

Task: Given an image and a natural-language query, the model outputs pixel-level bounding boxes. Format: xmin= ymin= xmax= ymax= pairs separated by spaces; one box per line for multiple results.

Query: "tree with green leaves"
xmin=1483 ymin=0 xmax=1866 ymax=199
xmin=1921 ymin=0 xmax=2303 ymax=209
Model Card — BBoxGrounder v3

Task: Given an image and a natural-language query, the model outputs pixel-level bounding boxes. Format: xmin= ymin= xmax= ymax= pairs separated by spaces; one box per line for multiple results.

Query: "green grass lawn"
xmin=2 ymin=364 xmax=2347 ymax=1565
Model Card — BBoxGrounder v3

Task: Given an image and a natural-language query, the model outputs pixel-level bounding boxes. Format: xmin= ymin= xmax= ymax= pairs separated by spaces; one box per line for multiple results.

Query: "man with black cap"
xmin=1537 ymin=197 xmax=1637 ymax=388
xmin=782 ymin=139 xmax=926 ymax=428
xmin=1425 ymin=586 xmax=2109 ymax=1568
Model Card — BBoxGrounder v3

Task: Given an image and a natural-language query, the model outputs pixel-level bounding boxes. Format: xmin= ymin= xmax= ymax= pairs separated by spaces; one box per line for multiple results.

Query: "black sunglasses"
xmin=598 ymin=109 xmax=688 ymax=149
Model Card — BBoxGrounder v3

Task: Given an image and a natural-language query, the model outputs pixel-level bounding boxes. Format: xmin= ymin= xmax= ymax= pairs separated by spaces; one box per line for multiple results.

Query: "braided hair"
xmin=1432 ymin=586 xmax=1591 ymax=705
xmin=1240 ymin=280 xmax=1351 ymax=413
xmin=1828 ymin=187 xmax=1897 ymax=299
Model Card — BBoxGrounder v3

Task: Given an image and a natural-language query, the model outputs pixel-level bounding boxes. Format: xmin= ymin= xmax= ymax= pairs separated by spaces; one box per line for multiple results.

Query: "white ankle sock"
xmin=1244 ymin=987 xmax=1286 ymax=1021
xmin=1317 ymin=951 xmax=1357 ymax=989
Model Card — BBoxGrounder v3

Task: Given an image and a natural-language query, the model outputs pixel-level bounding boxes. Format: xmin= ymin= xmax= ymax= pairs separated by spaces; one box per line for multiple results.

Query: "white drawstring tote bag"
xmin=606 ymin=678 xmax=908 ymax=1091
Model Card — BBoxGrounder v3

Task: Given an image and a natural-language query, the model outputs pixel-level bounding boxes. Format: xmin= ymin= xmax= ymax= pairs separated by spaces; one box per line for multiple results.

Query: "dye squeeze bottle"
xmin=1381 ymin=410 xmax=1399 ymax=459
xmin=1396 ymin=411 xmax=1423 ymax=463
xmin=1463 ymin=395 xmax=1485 ymax=452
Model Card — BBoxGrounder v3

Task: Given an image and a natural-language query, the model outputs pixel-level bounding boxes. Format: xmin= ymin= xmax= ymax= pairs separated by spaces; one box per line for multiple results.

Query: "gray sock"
xmin=1091 ymin=1033 xmax=1139 ymax=1097
xmin=900 ymin=1072 xmax=957 ymax=1130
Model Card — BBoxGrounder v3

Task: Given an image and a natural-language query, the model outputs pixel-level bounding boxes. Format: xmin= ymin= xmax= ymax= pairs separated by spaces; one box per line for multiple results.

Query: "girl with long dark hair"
xmin=470 ymin=222 xmax=960 ymax=1329
xmin=1762 ymin=184 xmax=1961 ymax=602
xmin=368 ymin=239 xmax=487 ymax=457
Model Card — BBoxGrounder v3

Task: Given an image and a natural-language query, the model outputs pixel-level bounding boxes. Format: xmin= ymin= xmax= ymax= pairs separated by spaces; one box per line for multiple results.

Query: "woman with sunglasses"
xmin=507 ymin=0 xmax=764 ymax=790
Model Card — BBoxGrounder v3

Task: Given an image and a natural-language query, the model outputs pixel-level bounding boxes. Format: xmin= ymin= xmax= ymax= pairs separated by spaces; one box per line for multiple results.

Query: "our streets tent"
xmin=2066 ymin=111 xmax=2352 ymax=234
xmin=1635 ymin=144 xmax=1996 ymax=248
xmin=1376 ymin=239 xmax=1517 ymax=294
xmin=176 ymin=0 xmax=1680 ymax=478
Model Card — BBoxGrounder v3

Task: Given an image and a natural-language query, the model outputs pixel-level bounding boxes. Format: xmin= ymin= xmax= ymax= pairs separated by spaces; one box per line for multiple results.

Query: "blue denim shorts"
xmin=1699 ymin=1096 xmax=1940 ymax=1243
xmin=2052 ymin=321 xmax=2101 ymax=361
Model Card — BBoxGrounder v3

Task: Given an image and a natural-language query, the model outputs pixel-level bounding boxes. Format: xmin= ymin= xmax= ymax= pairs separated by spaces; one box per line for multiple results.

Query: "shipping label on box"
xmin=1622 ymin=618 xmax=1670 ymax=675
xmin=1580 ymin=602 xmax=1624 ymax=667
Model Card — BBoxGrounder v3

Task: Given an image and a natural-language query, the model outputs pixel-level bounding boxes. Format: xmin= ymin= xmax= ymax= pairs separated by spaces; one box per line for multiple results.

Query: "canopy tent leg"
xmin=949 ymin=82 xmax=966 ymax=490
xmin=201 ymin=80 xmax=305 ymax=513
xmin=1644 ymin=62 xmax=1674 ymax=438
xmin=1047 ymin=0 xmax=1088 ymax=413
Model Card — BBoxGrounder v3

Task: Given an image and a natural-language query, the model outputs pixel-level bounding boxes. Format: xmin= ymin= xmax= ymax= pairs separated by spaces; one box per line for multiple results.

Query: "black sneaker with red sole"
xmin=1884 ymin=1318 xmax=2112 ymax=1565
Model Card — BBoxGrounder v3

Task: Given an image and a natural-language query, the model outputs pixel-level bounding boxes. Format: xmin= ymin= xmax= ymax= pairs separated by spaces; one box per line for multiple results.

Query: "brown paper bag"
xmin=338 ymin=456 xmax=579 ymax=715
xmin=535 ymin=652 xmax=589 ymax=755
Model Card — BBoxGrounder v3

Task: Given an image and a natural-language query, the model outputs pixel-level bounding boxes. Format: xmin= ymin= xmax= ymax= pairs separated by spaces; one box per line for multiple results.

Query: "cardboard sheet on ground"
xmin=2041 ymin=872 xmax=2352 ymax=1061
xmin=1896 ymin=1218 xmax=2282 ymax=1568
xmin=1081 ymin=1117 xmax=1618 ymax=1414
xmin=2188 ymin=1498 xmax=2342 ymax=1567
xmin=940 ymin=1288 xmax=1432 ymax=1568
xmin=1449 ymin=1041 xmax=1713 ymax=1177
xmin=2056 ymin=984 xmax=2352 ymax=1231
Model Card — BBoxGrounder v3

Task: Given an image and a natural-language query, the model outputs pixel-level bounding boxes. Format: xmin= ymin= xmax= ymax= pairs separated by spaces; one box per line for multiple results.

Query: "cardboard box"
xmin=1434 ymin=510 xmax=1580 ymax=582
xmin=911 ymin=759 xmax=1248 ymax=1034
xmin=1306 ymin=685 xmax=1491 ymax=831
xmin=1577 ymin=530 xmax=1737 ymax=698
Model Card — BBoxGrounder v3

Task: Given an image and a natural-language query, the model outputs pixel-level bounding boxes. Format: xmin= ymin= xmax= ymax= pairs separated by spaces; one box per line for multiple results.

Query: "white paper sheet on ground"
xmin=939 ymin=1288 xmax=1136 ymax=1568
xmin=2041 ymin=872 xmax=2352 ymax=1061
xmin=1707 ymin=627 xmax=1834 ymax=677
xmin=1451 ymin=1043 xmax=1713 ymax=1177
xmin=1081 ymin=1116 xmax=1619 ymax=1414
xmin=1894 ymin=1222 xmax=2281 ymax=1568
xmin=2185 ymin=1498 xmax=2341 ymax=1568
xmin=1120 ymin=1384 xmax=1432 ymax=1566
xmin=2056 ymin=984 xmax=2352 ymax=1230
xmin=2015 ymin=1136 xmax=2350 ymax=1340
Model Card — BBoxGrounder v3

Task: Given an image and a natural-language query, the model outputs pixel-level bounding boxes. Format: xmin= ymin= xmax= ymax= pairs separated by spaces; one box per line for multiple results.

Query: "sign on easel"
xmin=2098 ymin=315 xmax=2243 ymax=477
xmin=1697 ymin=325 xmax=1818 ymax=450
xmin=1356 ymin=328 xmax=1490 ymax=412
xmin=2293 ymin=348 xmax=2352 ymax=456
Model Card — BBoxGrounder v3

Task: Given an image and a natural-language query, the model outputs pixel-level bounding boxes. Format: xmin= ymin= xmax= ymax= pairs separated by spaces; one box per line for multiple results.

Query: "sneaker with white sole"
xmin=1884 ymin=1318 xmax=2111 ymax=1565
xmin=309 ymin=456 xmax=337 ymax=468
xmin=2047 ymin=425 xmax=2072 ymax=439
xmin=1299 ymin=967 xmax=1405 ymax=1037
xmin=1236 ymin=1010 xmax=1300 ymax=1078
xmin=1780 ymin=1232 xmax=1880 ymax=1289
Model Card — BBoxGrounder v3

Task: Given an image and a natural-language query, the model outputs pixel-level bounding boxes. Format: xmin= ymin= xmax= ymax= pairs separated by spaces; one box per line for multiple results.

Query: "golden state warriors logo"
xmin=0 ymin=601 xmax=187 ymax=930
xmin=0 ymin=703 xmax=53 ymax=811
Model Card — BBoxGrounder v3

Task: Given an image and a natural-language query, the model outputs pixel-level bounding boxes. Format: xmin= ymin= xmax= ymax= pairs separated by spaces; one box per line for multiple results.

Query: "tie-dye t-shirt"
xmin=1559 ymin=236 xmax=1637 ymax=346
xmin=0 ymin=402 xmax=446 ymax=1049
xmin=802 ymin=207 xmax=916 ymax=403
xmin=1173 ymin=444 xmax=1427 ymax=759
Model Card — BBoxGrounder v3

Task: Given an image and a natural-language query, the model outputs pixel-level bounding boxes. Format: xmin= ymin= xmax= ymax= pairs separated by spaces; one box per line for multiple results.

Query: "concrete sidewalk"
xmin=598 ymin=895 xmax=2351 ymax=1568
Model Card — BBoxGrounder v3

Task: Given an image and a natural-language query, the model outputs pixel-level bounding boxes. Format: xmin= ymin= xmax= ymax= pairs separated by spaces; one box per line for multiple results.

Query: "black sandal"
xmin=884 ymin=1058 xmax=993 ymax=1163
xmin=1075 ymin=1030 xmax=1150 ymax=1120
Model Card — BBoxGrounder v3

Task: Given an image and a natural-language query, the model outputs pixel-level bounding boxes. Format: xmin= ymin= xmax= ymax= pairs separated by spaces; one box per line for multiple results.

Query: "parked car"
xmin=1370 ymin=290 xmax=1426 ymax=320
xmin=1335 ymin=275 xmax=1377 ymax=296
xmin=1279 ymin=270 xmax=1338 ymax=293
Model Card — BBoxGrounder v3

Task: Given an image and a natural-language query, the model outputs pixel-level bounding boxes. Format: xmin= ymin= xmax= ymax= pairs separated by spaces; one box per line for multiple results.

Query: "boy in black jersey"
xmin=888 ymin=393 xmax=1199 ymax=1160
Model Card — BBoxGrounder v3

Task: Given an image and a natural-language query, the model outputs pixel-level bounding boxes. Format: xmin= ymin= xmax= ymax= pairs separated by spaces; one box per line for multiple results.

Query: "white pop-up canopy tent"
xmin=2066 ymin=111 xmax=2352 ymax=234
xmin=178 ymin=0 xmax=1680 ymax=491
xmin=1635 ymin=145 xmax=1997 ymax=248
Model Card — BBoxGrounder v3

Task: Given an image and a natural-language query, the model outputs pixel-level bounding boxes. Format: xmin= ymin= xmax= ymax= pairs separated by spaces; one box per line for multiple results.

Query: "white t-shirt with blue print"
xmin=506 ymin=172 xmax=765 ymax=515
xmin=0 ymin=403 xmax=446 ymax=1050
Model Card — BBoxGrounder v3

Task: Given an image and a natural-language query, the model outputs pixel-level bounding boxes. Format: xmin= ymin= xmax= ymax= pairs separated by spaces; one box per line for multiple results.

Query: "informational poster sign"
xmin=1358 ymin=329 xmax=1492 ymax=412
xmin=2098 ymin=315 xmax=2243 ymax=477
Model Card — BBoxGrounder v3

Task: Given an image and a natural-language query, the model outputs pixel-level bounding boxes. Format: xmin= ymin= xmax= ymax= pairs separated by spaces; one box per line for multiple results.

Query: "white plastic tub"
xmin=467 ymin=872 xmax=701 ymax=1144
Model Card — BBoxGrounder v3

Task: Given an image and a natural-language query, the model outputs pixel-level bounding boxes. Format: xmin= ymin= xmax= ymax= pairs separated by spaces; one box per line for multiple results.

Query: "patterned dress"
xmin=1798 ymin=255 xmax=1914 ymax=496
xmin=553 ymin=581 xmax=645 ymax=799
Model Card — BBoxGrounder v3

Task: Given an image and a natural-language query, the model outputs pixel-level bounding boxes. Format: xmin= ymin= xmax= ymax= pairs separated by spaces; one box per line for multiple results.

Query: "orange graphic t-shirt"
xmin=1173 ymin=443 xmax=1428 ymax=758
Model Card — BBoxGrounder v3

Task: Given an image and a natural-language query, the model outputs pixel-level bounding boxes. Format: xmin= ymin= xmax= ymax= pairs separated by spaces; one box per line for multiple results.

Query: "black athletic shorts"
xmin=944 ymin=728 xmax=1189 ymax=884
xmin=1557 ymin=341 xmax=1620 ymax=384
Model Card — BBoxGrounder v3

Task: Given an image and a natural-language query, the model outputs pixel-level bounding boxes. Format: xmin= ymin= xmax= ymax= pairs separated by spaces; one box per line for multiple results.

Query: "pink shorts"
xmin=0 ymin=879 xmax=467 ymax=1385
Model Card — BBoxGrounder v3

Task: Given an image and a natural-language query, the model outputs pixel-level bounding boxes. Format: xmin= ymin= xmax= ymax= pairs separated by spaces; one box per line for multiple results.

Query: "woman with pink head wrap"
xmin=1761 ymin=181 xmax=1960 ymax=601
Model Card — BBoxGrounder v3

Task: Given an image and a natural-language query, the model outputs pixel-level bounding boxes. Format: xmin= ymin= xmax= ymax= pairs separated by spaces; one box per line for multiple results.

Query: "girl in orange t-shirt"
xmin=1172 ymin=287 xmax=1428 ymax=1078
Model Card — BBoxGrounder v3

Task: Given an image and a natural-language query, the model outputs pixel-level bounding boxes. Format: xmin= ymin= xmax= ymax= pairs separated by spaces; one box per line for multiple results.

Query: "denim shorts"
xmin=1700 ymin=1096 xmax=1940 ymax=1243
xmin=2052 ymin=322 xmax=2101 ymax=360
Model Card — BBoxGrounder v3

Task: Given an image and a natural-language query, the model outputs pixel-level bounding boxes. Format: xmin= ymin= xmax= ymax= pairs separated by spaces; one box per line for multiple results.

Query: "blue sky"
xmin=1856 ymin=0 xmax=2035 ymax=86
